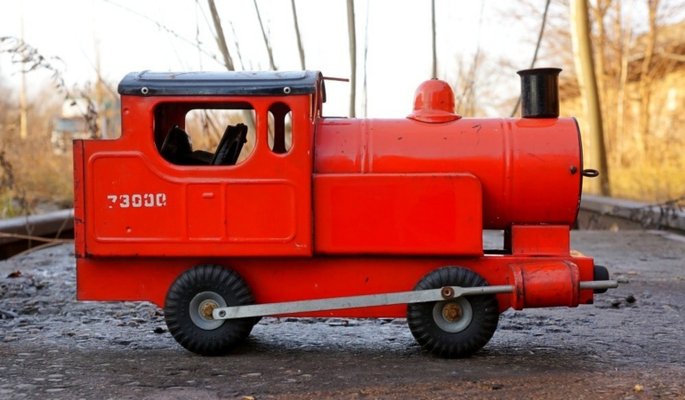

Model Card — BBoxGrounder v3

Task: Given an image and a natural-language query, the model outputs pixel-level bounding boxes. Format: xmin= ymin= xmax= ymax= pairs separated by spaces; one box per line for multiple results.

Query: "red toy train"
xmin=73 ymin=68 xmax=617 ymax=358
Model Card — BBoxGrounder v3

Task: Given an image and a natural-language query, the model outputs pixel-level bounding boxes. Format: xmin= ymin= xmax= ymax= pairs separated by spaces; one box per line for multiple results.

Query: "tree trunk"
xmin=614 ymin=0 xmax=630 ymax=164
xmin=346 ymin=0 xmax=357 ymax=117
xmin=207 ymin=1 xmax=256 ymax=128
xmin=431 ymin=0 xmax=437 ymax=79
xmin=362 ymin=0 xmax=370 ymax=117
xmin=290 ymin=0 xmax=306 ymax=70
xmin=207 ymin=0 xmax=234 ymax=71
xmin=570 ymin=0 xmax=611 ymax=196
xmin=637 ymin=0 xmax=659 ymax=156
xmin=590 ymin=0 xmax=611 ymax=155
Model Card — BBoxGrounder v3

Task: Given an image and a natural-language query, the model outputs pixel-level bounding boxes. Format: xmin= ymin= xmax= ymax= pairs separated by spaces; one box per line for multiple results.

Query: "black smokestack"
xmin=517 ymin=67 xmax=561 ymax=118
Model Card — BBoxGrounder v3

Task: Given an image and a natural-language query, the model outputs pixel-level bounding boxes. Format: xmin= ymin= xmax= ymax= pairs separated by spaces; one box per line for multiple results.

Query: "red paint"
xmin=313 ymin=173 xmax=483 ymax=255
xmin=73 ymin=72 xmax=597 ymax=318
xmin=75 ymin=255 xmax=596 ymax=315
xmin=510 ymin=225 xmax=571 ymax=256
xmin=509 ymin=261 xmax=581 ymax=309
xmin=314 ymin=117 xmax=582 ymax=229
xmin=408 ymin=79 xmax=461 ymax=123
xmin=81 ymin=95 xmax=313 ymax=257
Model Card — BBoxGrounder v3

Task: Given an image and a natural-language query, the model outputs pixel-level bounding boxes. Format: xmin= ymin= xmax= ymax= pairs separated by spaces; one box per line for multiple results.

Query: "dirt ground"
xmin=1 ymin=230 xmax=684 ymax=399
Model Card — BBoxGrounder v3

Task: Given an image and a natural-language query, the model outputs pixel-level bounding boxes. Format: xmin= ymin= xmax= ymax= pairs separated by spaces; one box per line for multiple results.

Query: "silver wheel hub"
xmin=189 ymin=291 xmax=227 ymax=330
xmin=432 ymin=296 xmax=473 ymax=333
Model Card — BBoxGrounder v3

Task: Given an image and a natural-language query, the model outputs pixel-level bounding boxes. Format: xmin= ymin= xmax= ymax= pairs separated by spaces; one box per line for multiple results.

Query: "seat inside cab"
xmin=154 ymin=104 xmax=256 ymax=167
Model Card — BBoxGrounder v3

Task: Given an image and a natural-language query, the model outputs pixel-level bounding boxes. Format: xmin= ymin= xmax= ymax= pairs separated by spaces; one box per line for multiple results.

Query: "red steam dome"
xmin=408 ymin=79 xmax=461 ymax=123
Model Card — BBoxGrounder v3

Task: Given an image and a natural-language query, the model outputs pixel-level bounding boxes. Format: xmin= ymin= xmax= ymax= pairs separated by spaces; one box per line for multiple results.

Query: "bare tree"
xmin=431 ymin=0 xmax=437 ymax=78
xmin=613 ymin=0 xmax=630 ymax=160
xmin=509 ymin=0 xmax=552 ymax=117
xmin=637 ymin=0 xmax=660 ymax=155
xmin=0 ymin=41 xmax=90 ymax=215
xmin=19 ymin=13 xmax=27 ymax=140
xmin=290 ymin=0 xmax=306 ymax=70
xmin=592 ymin=0 xmax=619 ymax=161
xmin=207 ymin=0 xmax=235 ymax=71
xmin=454 ymin=55 xmax=482 ymax=116
xmin=346 ymin=0 xmax=357 ymax=117
xmin=362 ymin=0 xmax=370 ymax=117
xmin=105 ymin=0 xmax=219 ymax=64
xmin=253 ymin=0 xmax=277 ymax=70
xmin=454 ymin=3 xmax=485 ymax=116
xmin=206 ymin=1 xmax=257 ymax=131
xmin=570 ymin=0 xmax=611 ymax=195
xmin=0 ymin=37 xmax=99 ymax=138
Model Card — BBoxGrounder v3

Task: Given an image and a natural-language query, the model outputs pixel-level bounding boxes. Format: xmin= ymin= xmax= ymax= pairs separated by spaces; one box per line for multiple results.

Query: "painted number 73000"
xmin=107 ymin=193 xmax=167 ymax=209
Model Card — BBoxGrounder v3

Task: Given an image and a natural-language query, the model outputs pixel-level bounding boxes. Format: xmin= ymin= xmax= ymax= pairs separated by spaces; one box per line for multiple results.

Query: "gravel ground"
xmin=0 ymin=230 xmax=684 ymax=399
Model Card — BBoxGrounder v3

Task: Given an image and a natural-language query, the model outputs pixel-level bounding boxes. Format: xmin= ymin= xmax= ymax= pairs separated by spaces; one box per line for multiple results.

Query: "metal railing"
xmin=0 ymin=209 xmax=74 ymax=259
xmin=580 ymin=195 xmax=685 ymax=232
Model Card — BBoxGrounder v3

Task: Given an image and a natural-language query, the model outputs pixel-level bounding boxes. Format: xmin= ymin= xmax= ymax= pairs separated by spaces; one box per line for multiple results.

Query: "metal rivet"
xmin=283 ymin=86 xmax=291 ymax=94
xmin=441 ymin=286 xmax=455 ymax=299
xmin=141 ymin=87 xmax=149 ymax=95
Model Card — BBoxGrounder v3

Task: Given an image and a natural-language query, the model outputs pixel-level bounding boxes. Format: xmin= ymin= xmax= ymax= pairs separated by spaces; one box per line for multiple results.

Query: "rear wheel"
xmin=164 ymin=265 xmax=258 ymax=356
xmin=407 ymin=267 xmax=499 ymax=358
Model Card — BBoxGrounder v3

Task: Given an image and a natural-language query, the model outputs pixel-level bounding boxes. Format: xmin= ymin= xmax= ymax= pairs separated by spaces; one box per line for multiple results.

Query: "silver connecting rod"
xmin=213 ymin=285 xmax=513 ymax=320
xmin=211 ymin=280 xmax=619 ymax=320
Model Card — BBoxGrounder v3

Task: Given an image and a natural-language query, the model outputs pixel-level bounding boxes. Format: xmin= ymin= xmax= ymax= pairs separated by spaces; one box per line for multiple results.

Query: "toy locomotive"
xmin=73 ymin=68 xmax=617 ymax=358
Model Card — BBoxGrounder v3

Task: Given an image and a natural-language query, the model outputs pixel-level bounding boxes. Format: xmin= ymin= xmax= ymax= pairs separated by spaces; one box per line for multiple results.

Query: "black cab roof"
xmin=118 ymin=70 xmax=322 ymax=97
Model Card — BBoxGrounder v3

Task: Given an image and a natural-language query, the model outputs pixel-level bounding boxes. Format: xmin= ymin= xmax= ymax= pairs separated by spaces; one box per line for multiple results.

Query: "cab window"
xmin=268 ymin=103 xmax=293 ymax=154
xmin=154 ymin=103 xmax=256 ymax=166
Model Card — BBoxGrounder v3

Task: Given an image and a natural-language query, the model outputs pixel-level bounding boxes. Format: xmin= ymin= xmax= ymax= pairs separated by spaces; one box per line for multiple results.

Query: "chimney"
xmin=517 ymin=68 xmax=562 ymax=118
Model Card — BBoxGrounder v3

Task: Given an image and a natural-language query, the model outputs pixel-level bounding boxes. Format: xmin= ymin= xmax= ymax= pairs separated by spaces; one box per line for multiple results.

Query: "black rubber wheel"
xmin=593 ymin=264 xmax=610 ymax=293
xmin=407 ymin=267 xmax=499 ymax=358
xmin=164 ymin=265 xmax=258 ymax=356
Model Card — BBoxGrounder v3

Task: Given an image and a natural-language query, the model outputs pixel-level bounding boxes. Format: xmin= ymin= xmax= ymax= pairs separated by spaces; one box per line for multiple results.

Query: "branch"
xmin=0 ymin=36 xmax=99 ymax=138
xmin=253 ymin=0 xmax=277 ymax=70
xmin=290 ymin=0 xmax=306 ymax=69
xmin=510 ymin=0 xmax=552 ymax=117
xmin=103 ymin=0 xmax=221 ymax=66
xmin=207 ymin=0 xmax=235 ymax=70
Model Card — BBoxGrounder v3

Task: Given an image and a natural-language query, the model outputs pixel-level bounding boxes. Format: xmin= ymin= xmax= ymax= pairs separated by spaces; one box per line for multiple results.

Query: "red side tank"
xmin=314 ymin=79 xmax=583 ymax=230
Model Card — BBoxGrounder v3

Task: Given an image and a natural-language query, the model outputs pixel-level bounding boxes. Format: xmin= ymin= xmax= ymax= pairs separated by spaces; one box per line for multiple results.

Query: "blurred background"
xmin=0 ymin=0 xmax=683 ymax=217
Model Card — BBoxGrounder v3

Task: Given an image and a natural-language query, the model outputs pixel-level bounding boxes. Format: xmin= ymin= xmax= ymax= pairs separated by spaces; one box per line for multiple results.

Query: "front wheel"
xmin=164 ymin=265 xmax=258 ymax=356
xmin=407 ymin=267 xmax=499 ymax=358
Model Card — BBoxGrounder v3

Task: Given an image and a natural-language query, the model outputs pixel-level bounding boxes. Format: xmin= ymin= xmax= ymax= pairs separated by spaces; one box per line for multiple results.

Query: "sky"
xmin=0 ymin=0 xmax=553 ymax=118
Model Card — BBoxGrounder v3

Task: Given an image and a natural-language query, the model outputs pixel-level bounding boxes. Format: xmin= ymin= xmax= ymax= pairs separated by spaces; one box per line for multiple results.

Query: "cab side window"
xmin=154 ymin=103 xmax=256 ymax=166
xmin=268 ymin=103 xmax=293 ymax=154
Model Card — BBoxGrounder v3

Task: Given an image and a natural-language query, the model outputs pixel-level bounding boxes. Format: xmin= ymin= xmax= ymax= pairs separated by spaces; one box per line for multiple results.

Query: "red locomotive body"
xmin=73 ymin=68 xmax=616 ymax=357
